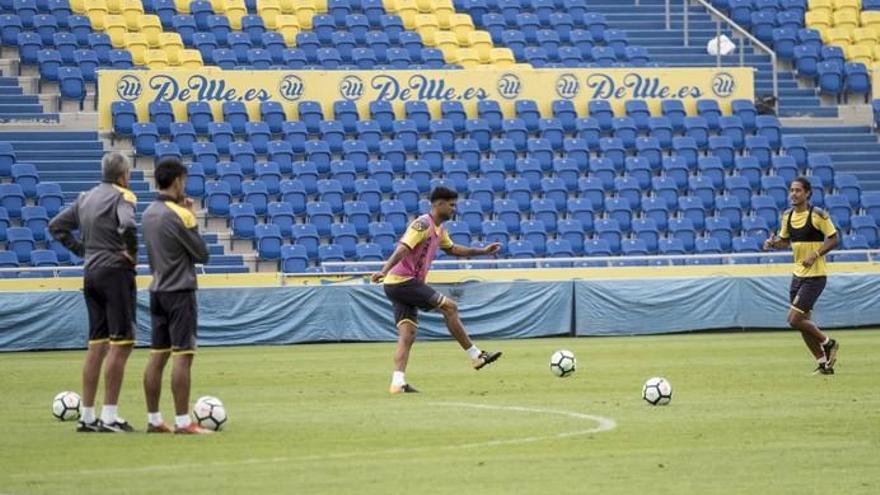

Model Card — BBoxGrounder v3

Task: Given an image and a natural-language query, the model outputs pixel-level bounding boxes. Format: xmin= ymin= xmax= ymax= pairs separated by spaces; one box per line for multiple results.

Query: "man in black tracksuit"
xmin=140 ymin=157 xmax=211 ymax=434
xmin=49 ymin=152 xmax=138 ymax=433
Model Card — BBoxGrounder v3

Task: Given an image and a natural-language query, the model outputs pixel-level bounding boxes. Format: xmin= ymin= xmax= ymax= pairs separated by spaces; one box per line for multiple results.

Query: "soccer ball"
xmin=549 ymin=350 xmax=576 ymax=377
xmin=642 ymin=377 xmax=673 ymax=406
xmin=193 ymin=396 xmax=227 ymax=431
xmin=52 ymin=391 xmax=81 ymax=421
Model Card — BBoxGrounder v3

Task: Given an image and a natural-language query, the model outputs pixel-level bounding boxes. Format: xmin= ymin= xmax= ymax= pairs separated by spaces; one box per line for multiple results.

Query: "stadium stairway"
xmin=0 ymin=130 xmax=249 ymax=273
xmin=588 ymin=0 xmax=838 ymax=118
xmin=0 ymin=73 xmax=59 ymax=123
xmin=784 ymin=125 xmax=880 ymax=191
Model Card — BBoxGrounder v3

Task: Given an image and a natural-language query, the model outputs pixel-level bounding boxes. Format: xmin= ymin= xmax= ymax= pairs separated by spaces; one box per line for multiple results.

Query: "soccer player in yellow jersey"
xmin=764 ymin=177 xmax=840 ymax=374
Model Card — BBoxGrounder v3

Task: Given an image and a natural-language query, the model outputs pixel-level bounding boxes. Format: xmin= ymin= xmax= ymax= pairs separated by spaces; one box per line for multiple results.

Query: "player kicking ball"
xmin=371 ymin=187 xmax=503 ymax=394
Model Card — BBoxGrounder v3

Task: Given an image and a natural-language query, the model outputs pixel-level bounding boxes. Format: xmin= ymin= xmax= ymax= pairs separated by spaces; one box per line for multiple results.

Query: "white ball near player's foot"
xmin=52 ymin=391 xmax=81 ymax=421
xmin=642 ymin=377 xmax=673 ymax=406
xmin=193 ymin=396 xmax=227 ymax=431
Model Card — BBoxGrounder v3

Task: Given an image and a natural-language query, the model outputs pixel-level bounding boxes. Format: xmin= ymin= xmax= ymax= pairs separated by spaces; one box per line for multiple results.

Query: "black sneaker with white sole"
xmin=97 ymin=419 xmax=135 ymax=433
xmin=76 ymin=420 xmax=100 ymax=433
xmin=472 ymin=350 xmax=503 ymax=370
xmin=822 ymin=339 xmax=839 ymax=368
xmin=813 ymin=364 xmax=835 ymax=375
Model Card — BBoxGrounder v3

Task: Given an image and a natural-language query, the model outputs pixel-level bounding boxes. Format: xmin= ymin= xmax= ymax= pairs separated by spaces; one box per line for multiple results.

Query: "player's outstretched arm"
xmin=763 ymin=234 xmax=790 ymax=251
xmin=371 ymin=244 xmax=411 ymax=283
xmin=444 ymin=242 xmax=501 ymax=258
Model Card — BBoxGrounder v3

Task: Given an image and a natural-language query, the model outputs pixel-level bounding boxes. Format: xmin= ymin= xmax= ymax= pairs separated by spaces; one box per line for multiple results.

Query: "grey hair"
xmin=101 ymin=152 xmax=131 ymax=183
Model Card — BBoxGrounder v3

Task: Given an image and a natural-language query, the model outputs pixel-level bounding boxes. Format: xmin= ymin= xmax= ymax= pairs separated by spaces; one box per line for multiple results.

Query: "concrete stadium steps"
xmin=782 ymin=126 xmax=880 ymax=190
xmin=588 ymin=0 xmax=835 ymax=118
xmin=0 ymin=75 xmax=59 ymax=123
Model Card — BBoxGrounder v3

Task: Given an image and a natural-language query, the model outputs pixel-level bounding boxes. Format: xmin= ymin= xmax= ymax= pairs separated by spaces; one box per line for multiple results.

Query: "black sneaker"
xmin=389 ymin=383 xmax=420 ymax=394
xmin=472 ymin=350 xmax=503 ymax=370
xmin=813 ymin=364 xmax=835 ymax=375
xmin=822 ymin=339 xmax=839 ymax=368
xmin=76 ymin=420 xmax=100 ymax=433
xmin=97 ymin=419 xmax=135 ymax=433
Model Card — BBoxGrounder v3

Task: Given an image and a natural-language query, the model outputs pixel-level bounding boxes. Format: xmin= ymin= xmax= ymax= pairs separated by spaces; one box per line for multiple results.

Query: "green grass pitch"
xmin=1 ymin=329 xmax=879 ymax=494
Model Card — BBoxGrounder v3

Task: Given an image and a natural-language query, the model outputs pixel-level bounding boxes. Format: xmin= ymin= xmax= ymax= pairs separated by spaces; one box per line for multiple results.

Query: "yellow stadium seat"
xmin=70 ymin=0 xmax=85 ymax=14
xmin=159 ymin=32 xmax=184 ymax=64
xmin=414 ymin=14 xmax=440 ymax=45
xmin=122 ymin=0 xmax=144 ymax=30
xmin=807 ymin=0 xmax=834 ymax=15
xmin=433 ymin=0 xmax=455 ymax=27
xmin=846 ymin=44 xmax=874 ymax=64
xmin=123 ymin=32 xmax=148 ymax=65
xmin=872 ymin=45 xmax=880 ymax=60
xmin=395 ymin=0 xmax=418 ymax=29
xmin=454 ymin=48 xmax=480 ymax=67
xmin=103 ymin=14 xmax=127 ymax=47
xmin=224 ymin=0 xmax=248 ymax=29
xmin=832 ymin=10 xmax=859 ymax=29
xmin=314 ymin=0 xmax=328 ymax=13
xmin=275 ymin=15 xmax=300 ymax=46
xmin=138 ymin=15 xmax=163 ymax=47
xmin=277 ymin=0 xmax=295 ymax=13
xmin=293 ymin=0 xmax=317 ymax=28
xmin=105 ymin=0 xmax=122 ymax=13
xmin=258 ymin=0 xmax=282 ymax=28
xmin=84 ymin=0 xmax=108 ymax=30
xmin=178 ymin=49 xmax=204 ymax=68
xmin=146 ymin=49 xmax=169 ymax=69
xmin=433 ymin=31 xmax=459 ymax=52
xmin=415 ymin=0 xmax=431 ymax=12
xmin=449 ymin=14 xmax=475 ymax=45
xmin=805 ymin=10 xmax=833 ymax=30
xmin=861 ymin=11 xmax=880 ymax=27
xmin=174 ymin=0 xmax=191 ymax=14
xmin=209 ymin=0 xmax=225 ymax=12
xmin=826 ymin=26 xmax=853 ymax=45
xmin=832 ymin=0 xmax=861 ymax=15
xmin=467 ymin=30 xmax=493 ymax=63
xmin=852 ymin=27 xmax=878 ymax=47
xmin=489 ymin=47 xmax=516 ymax=67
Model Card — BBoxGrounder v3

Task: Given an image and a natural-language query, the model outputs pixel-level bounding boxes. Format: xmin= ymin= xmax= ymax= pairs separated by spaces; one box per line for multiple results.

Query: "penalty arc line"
xmin=20 ymin=402 xmax=617 ymax=479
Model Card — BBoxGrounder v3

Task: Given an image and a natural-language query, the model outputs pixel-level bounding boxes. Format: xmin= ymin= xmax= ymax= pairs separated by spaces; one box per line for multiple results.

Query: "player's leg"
xmin=79 ymin=277 xmax=108 ymax=432
xmin=144 ymin=292 xmax=173 ymax=433
xmin=787 ymin=277 xmax=835 ymax=374
xmin=167 ymin=291 xmax=210 ymax=433
xmin=98 ymin=268 xmax=137 ymax=432
xmin=433 ymin=292 xmax=502 ymax=370
xmin=390 ymin=319 xmax=419 ymax=393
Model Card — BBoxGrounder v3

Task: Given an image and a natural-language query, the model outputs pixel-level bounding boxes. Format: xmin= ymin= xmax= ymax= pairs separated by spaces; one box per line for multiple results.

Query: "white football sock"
xmin=466 ymin=345 xmax=482 ymax=360
xmin=391 ymin=371 xmax=406 ymax=387
xmin=101 ymin=405 xmax=117 ymax=424
xmin=81 ymin=407 xmax=96 ymax=423
xmin=175 ymin=414 xmax=191 ymax=428
xmin=818 ymin=356 xmax=828 ymax=365
xmin=821 ymin=337 xmax=830 ymax=346
xmin=148 ymin=412 xmax=163 ymax=426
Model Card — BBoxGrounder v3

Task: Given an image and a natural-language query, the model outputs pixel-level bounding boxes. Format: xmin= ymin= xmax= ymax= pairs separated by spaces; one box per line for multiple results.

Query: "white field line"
xmin=14 ymin=402 xmax=617 ymax=479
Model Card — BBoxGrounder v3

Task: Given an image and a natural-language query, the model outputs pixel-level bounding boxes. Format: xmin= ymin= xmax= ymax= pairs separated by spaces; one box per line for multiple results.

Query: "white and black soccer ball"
xmin=549 ymin=349 xmax=576 ymax=378
xmin=52 ymin=391 xmax=81 ymax=421
xmin=193 ymin=396 xmax=227 ymax=431
xmin=642 ymin=377 xmax=673 ymax=406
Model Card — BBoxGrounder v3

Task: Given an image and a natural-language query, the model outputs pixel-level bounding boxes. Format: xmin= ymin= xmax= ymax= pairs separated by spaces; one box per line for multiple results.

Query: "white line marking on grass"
xmin=19 ymin=402 xmax=615 ymax=479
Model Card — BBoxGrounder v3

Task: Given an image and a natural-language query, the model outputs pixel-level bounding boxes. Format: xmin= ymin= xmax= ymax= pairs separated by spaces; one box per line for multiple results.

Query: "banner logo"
xmin=496 ymin=73 xmax=522 ymax=100
xmin=339 ymin=75 xmax=365 ymax=101
xmin=711 ymin=72 xmax=736 ymax=97
xmin=279 ymin=74 xmax=305 ymax=101
xmin=116 ymin=74 xmax=142 ymax=101
xmin=555 ymin=73 xmax=579 ymax=99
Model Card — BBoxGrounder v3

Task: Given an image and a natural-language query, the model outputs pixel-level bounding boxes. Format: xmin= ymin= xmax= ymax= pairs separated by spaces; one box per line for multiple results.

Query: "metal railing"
xmin=664 ymin=0 xmax=778 ymax=106
xmin=0 ymin=264 xmax=208 ymax=278
xmin=304 ymin=250 xmax=880 ymax=277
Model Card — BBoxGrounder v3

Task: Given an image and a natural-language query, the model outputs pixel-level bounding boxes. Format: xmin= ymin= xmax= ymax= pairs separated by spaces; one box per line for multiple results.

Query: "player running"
xmin=371 ymin=187 xmax=503 ymax=394
xmin=48 ymin=152 xmax=138 ymax=432
xmin=764 ymin=177 xmax=840 ymax=375
xmin=141 ymin=158 xmax=212 ymax=434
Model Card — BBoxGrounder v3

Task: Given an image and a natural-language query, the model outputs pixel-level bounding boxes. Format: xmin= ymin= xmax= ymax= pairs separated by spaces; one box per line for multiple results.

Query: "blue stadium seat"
xmin=595 ymin=218 xmax=622 ymax=253
xmin=254 ymin=224 xmax=283 ymax=260
xmin=243 ymin=180 xmax=270 ymax=215
xmin=380 ymin=199 xmax=408 ymax=235
xmin=292 ymin=161 xmax=319 ymax=195
xmin=193 ymin=142 xmax=219 ymax=176
xmin=632 ymin=217 xmax=660 ymax=253
xmin=229 ymin=203 xmax=258 ymax=239
xmin=751 ymin=194 xmax=780 ymax=230
xmin=279 ymin=179 xmax=307 ymax=215
xmin=668 ymin=217 xmax=696 ymax=252
xmin=185 ymin=162 xmax=206 ymax=198
xmin=567 ymin=197 xmax=595 ymax=233
xmin=292 ymin=224 xmax=320 ymax=260
xmin=281 ymin=245 xmax=309 ymax=273
xmin=824 ymin=194 xmax=852 ymax=230
xmin=661 ymin=99 xmax=686 ymax=132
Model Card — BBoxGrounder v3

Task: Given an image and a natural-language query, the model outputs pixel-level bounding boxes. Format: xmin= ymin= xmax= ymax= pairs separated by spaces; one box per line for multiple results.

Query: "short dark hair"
xmin=429 ymin=186 xmax=458 ymax=203
xmin=792 ymin=176 xmax=812 ymax=197
xmin=154 ymin=157 xmax=188 ymax=190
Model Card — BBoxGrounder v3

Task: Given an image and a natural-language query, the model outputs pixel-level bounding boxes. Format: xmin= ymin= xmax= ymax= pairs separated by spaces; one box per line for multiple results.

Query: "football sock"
xmin=391 ymin=371 xmax=406 ymax=387
xmin=175 ymin=414 xmax=191 ymax=428
xmin=101 ymin=405 xmax=117 ymax=424
xmin=148 ymin=412 xmax=163 ymax=426
xmin=81 ymin=407 xmax=96 ymax=423
xmin=821 ymin=337 xmax=830 ymax=346
xmin=466 ymin=345 xmax=481 ymax=360
xmin=818 ymin=356 xmax=828 ymax=365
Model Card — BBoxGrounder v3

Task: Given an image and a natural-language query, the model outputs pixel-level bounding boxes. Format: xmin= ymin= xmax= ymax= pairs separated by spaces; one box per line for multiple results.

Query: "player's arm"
xmin=372 ymin=243 xmax=412 ymax=283
xmin=116 ymin=195 xmax=138 ymax=263
xmin=171 ymin=199 xmax=210 ymax=264
xmin=802 ymin=210 xmax=839 ymax=267
xmin=764 ymin=213 xmax=791 ymax=250
xmin=443 ymin=243 xmax=501 ymax=257
xmin=47 ymin=197 xmax=84 ymax=257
